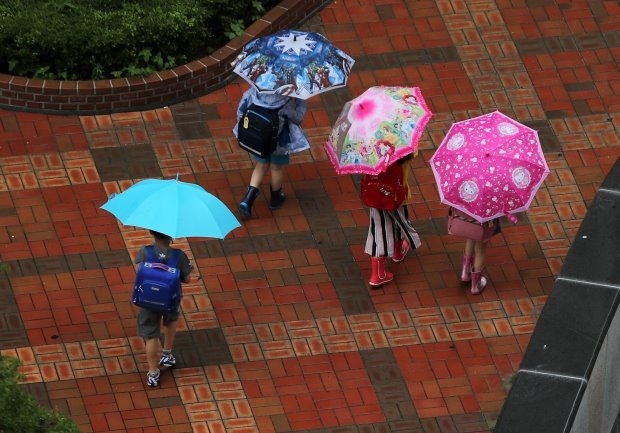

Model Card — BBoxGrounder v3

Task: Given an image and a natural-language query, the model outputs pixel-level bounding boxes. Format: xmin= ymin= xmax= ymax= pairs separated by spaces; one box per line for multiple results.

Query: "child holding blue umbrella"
xmin=134 ymin=230 xmax=193 ymax=387
xmin=233 ymin=87 xmax=310 ymax=218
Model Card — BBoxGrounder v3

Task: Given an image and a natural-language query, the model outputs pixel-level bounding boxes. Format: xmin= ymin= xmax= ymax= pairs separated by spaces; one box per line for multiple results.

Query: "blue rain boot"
xmin=239 ymin=186 xmax=259 ymax=219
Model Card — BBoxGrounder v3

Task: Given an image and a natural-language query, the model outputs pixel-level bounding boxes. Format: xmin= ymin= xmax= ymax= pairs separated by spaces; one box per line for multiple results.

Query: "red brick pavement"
xmin=1 ymin=1 xmax=619 ymax=433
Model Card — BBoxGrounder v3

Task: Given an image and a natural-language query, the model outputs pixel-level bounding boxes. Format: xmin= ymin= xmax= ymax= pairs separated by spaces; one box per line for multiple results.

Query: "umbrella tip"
xmin=176 ymin=173 xmax=179 ymax=181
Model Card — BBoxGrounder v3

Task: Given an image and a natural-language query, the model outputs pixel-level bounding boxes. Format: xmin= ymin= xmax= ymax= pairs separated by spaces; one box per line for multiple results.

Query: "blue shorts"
xmin=252 ymin=153 xmax=290 ymax=165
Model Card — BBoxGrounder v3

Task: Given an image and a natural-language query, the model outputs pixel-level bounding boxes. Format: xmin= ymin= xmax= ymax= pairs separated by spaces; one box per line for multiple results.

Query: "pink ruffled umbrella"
xmin=325 ymin=86 xmax=432 ymax=175
xmin=430 ymin=111 xmax=549 ymax=223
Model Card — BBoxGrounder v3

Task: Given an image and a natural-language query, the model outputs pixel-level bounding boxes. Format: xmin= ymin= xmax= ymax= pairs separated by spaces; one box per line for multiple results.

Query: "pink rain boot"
xmin=392 ymin=239 xmax=410 ymax=263
xmin=461 ymin=255 xmax=473 ymax=282
xmin=369 ymin=257 xmax=394 ymax=288
xmin=470 ymin=269 xmax=487 ymax=295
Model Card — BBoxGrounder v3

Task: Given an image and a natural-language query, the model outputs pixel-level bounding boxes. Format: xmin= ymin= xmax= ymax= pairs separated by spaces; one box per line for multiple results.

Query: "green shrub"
xmin=0 ymin=355 xmax=80 ymax=433
xmin=0 ymin=0 xmax=279 ymax=80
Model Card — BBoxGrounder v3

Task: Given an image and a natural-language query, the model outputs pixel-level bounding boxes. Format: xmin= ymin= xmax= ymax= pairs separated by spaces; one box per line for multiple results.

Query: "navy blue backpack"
xmin=237 ymin=103 xmax=281 ymax=157
xmin=132 ymin=246 xmax=182 ymax=314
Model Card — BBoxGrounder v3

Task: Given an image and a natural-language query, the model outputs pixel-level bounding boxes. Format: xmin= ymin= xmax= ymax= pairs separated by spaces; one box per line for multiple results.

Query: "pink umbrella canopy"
xmin=325 ymin=86 xmax=432 ymax=175
xmin=429 ymin=111 xmax=550 ymax=223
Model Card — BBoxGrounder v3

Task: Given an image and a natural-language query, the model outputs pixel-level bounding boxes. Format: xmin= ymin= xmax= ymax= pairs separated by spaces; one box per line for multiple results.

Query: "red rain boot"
xmin=369 ymin=257 xmax=394 ymax=288
xmin=461 ymin=255 xmax=473 ymax=282
xmin=392 ymin=239 xmax=410 ymax=263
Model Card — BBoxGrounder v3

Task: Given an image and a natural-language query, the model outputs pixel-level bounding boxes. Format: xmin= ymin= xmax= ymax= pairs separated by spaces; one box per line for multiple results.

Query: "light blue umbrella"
xmin=100 ymin=176 xmax=240 ymax=239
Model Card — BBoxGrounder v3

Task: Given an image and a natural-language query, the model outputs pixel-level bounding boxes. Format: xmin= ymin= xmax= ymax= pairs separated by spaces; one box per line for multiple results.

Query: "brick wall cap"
xmin=0 ymin=0 xmax=331 ymax=114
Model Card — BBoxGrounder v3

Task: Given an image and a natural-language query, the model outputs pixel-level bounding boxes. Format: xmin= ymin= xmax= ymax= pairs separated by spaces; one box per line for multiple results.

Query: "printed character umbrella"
xmin=429 ymin=111 xmax=550 ymax=223
xmin=232 ymin=29 xmax=355 ymax=100
xmin=325 ymin=86 xmax=433 ymax=175
xmin=100 ymin=176 xmax=240 ymax=239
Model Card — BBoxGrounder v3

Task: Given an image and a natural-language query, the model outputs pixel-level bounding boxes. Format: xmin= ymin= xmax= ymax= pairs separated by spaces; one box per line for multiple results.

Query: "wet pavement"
xmin=0 ymin=1 xmax=619 ymax=432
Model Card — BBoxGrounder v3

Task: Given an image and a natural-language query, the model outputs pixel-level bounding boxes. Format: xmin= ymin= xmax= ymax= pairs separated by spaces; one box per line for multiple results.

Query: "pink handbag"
xmin=447 ymin=208 xmax=495 ymax=242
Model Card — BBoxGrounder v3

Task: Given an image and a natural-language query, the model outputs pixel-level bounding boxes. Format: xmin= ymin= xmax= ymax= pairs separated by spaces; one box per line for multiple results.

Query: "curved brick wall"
xmin=0 ymin=0 xmax=330 ymax=115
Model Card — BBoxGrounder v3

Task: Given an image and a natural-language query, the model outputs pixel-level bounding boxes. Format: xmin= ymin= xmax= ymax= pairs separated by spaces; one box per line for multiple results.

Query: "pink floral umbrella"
xmin=325 ymin=86 xmax=432 ymax=175
xmin=429 ymin=111 xmax=549 ymax=223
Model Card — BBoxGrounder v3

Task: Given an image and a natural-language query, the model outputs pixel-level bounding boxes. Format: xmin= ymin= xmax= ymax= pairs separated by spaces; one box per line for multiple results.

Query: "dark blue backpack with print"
xmin=237 ymin=103 xmax=281 ymax=157
xmin=132 ymin=246 xmax=182 ymax=314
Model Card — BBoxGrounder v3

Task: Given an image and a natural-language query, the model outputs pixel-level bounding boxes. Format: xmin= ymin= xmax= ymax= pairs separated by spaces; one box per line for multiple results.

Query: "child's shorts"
xmin=252 ymin=153 xmax=290 ymax=165
xmin=137 ymin=308 xmax=179 ymax=339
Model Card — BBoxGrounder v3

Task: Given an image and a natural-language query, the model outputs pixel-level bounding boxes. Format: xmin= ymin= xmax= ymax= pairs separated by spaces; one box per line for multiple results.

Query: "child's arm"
xmin=283 ymin=98 xmax=307 ymax=124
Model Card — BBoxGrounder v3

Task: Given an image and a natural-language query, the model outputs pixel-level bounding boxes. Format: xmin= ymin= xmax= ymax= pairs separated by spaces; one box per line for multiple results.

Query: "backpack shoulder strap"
xmin=144 ymin=245 xmax=157 ymax=262
xmin=239 ymin=98 xmax=249 ymax=114
xmin=166 ymin=248 xmax=182 ymax=268
xmin=380 ymin=163 xmax=403 ymax=185
xmin=388 ymin=162 xmax=403 ymax=177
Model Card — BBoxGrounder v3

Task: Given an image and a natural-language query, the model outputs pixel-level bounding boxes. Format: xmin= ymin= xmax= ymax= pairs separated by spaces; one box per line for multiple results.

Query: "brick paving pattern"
xmin=1 ymin=1 xmax=619 ymax=432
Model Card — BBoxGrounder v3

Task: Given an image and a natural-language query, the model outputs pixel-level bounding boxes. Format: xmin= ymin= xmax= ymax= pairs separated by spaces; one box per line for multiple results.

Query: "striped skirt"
xmin=365 ymin=205 xmax=421 ymax=257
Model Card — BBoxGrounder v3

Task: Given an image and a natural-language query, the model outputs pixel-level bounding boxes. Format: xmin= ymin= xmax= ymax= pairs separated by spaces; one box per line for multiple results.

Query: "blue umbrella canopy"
xmin=100 ymin=177 xmax=240 ymax=239
xmin=232 ymin=29 xmax=355 ymax=100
